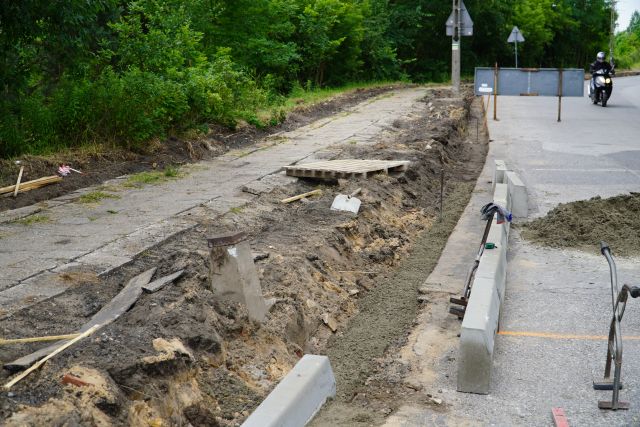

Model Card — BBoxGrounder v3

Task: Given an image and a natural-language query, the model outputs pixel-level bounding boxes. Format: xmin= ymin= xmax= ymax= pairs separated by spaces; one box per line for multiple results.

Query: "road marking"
xmin=498 ymin=331 xmax=640 ymax=341
xmin=551 ymin=407 xmax=570 ymax=427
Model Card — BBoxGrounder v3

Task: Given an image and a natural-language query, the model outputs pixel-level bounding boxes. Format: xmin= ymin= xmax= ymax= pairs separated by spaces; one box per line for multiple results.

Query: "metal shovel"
xmin=331 ymin=188 xmax=362 ymax=214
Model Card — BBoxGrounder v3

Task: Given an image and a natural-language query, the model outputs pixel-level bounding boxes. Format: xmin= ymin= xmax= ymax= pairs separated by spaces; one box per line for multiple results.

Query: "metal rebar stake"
xmin=593 ymin=241 xmax=640 ymax=410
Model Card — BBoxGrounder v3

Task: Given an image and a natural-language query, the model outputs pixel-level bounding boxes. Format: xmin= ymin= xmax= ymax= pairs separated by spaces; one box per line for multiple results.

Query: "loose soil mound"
xmin=521 ymin=193 xmax=640 ymax=256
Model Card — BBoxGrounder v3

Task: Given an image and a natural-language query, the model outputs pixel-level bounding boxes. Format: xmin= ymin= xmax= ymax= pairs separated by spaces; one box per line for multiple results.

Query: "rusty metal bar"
xmin=207 ymin=231 xmax=247 ymax=248
xmin=593 ymin=242 xmax=640 ymax=410
xmin=557 ymin=68 xmax=563 ymax=122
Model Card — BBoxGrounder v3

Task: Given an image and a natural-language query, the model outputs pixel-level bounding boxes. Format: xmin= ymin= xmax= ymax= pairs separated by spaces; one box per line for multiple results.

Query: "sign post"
xmin=507 ymin=26 xmax=525 ymax=68
xmin=493 ymin=63 xmax=498 ymax=120
xmin=557 ymin=68 xmax=563 ymax=122
xmin=446 ymin=0 xmax=473 ymax=94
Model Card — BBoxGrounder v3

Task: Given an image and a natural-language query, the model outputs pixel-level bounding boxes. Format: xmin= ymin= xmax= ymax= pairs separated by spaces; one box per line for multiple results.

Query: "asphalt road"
xmin=385 ymin=75 xmax=640 ymax=426
xmin=464 ymin=75 xmax=640 ymax=426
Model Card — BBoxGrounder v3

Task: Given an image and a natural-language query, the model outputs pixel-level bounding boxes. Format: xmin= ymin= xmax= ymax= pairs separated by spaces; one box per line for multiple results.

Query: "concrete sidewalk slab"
xmin=0 ymin=88 xmax=428 ymax=316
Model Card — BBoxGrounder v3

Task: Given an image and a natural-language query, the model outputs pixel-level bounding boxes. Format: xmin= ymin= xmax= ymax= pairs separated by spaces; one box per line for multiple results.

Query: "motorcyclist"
xmin=590 ymin=51 xmax=613 ymax=74
xmin=590 ymin=51 xmax=614 ymax=93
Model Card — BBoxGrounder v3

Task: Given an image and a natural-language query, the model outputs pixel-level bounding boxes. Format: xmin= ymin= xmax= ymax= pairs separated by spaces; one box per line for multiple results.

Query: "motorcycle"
xmin=589 ymin=68 xmax=614 ymax=107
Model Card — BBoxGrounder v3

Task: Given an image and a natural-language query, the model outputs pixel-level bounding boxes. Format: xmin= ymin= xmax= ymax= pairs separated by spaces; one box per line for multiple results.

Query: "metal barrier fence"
xmin=474 ymin=66 xmax=585 ymax=122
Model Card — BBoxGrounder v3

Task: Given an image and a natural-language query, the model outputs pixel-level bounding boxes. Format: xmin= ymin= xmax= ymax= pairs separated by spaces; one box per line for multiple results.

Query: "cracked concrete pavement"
xmin=0 ymin=87 xmax=428 ymax=317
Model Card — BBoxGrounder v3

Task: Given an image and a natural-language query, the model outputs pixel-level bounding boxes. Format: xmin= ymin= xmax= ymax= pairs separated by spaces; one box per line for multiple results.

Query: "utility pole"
xmin=446 ymin=0 xmax=473 ymax=93
xmin=451 ymin=0 xmax=461 ymax=93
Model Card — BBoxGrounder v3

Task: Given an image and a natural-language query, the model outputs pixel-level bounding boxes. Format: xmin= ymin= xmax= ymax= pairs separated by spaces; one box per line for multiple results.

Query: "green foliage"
xmin=615 ymin=11 xmax=640 ymax=69
xmin=0 ymin=0 xmax=623 ymax=159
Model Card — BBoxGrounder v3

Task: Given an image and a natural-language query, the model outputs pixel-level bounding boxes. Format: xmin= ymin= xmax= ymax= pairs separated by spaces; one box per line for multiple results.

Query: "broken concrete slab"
xmin=5 ymin=268 xmax=157 ymax=372
xmin=142 ymin=270 xmax=184 ymax=293
xmin=209 ymin=233 xmax=269 ymax=323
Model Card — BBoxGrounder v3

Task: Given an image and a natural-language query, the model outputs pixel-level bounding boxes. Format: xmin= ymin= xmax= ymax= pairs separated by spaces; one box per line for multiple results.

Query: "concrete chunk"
xmin=493 ymin=183 xmax=511 ymax=212
xmin=505 ymin=171 xmax=528 ymax=217
xmin=210 ymin=240 xmax=268 ymax=323
xmin=457 ymin=277 xmax=500 ymax=394
xmin=242 ymin=355 xmax=336 ymax=427
xmin=493 ymin=160 xmax=508 ymax=189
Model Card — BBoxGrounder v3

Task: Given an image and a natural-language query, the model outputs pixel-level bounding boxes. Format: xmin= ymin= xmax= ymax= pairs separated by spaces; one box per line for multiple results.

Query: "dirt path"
xmin=0 ymin=87 xmax=486 ymax=426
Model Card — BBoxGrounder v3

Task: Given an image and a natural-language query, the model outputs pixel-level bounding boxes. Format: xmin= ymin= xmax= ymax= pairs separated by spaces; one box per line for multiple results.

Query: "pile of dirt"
xmin=0 ymin=86 xmax=486 ymax=426
xmin=0 ymin=84 xmax=404 ymax=212
xmin=521 ymin=193 xmax=640 ymax=256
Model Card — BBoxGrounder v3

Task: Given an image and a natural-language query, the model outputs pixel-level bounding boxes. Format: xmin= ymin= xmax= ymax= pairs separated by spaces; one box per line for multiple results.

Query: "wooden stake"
xmin=0 ymin=333 xmax=80 ymax=346
xmin=493 ymin=62 xmax=498 ymax=121
xmin=13 ymin=167 xmax=24 ymax=198
xmin=281 ymin=189 xmax=322 ymax=204
xmin=4 ymin=325 xmax=100 ymax=390
xmin=0 ymin=175 xmax=62 ymax=196
xmin=440 ymin=167 xmax=445 ymax=221
xmin=557 ymin=68 xmax=563 ymax=122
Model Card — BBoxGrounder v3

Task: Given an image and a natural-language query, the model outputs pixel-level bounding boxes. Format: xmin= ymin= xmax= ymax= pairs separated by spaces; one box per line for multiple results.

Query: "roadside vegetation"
xmin=0 ymin=0 xmax=628 ymax=159
xmin=615 ymin=11 xmax=640 ymax=70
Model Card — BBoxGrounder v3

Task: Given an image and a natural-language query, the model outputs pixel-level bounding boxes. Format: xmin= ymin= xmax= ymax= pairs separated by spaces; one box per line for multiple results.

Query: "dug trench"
xmin=0 ymin=87 xmax=487 ymax=426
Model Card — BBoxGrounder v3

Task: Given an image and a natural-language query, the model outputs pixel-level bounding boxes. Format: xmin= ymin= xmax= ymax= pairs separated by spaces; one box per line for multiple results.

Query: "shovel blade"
xmin=331 ymin=195 xmax=361 ymax=213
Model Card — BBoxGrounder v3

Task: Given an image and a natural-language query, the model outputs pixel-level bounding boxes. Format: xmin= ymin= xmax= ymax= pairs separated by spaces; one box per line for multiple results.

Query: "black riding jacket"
xmin=590 ymin=61 xmax=612 ymax=75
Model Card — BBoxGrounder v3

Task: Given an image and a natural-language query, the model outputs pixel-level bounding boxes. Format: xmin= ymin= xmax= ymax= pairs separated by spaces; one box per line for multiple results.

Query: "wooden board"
xmin=284 ymin=159 xmax=410 ymax=180
xmin=0 ymin=175 xmax=62 ymax=196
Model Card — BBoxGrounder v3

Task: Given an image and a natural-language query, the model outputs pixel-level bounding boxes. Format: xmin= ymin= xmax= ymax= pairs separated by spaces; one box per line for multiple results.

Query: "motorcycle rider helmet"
xmin=597 ymin=51 xmax=605 ymax=63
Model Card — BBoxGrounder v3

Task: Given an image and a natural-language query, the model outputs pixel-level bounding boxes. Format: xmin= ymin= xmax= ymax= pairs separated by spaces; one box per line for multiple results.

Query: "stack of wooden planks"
xmin=0 ymin=175 xmax=62 ymax=197
xmin=284 ymin=159 xmax=411 ymax=180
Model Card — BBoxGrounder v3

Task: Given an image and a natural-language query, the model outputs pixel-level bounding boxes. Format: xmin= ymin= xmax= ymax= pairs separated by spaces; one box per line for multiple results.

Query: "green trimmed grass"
xmin=78 ymin=191 xmax=120 ymax=204
xmin=125 ymin=166 xmax=182 ymax=187
xmin=14 ymin=214 xmax=50 ymax=225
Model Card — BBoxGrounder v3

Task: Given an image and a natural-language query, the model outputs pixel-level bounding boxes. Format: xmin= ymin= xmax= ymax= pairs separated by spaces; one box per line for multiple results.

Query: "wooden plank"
xmin=0 ymin=333 xmax=80 ymax=346
xmin=13 ymin=167 xmax=24 ymax=198
xmin=4 ymin=325 xmax=100 ymax=390
xmin=281 ymin=189 xmax=322 ymax=204
xmin=284 ymin=160 xmax=410 ymax=178
xmin=0 ymin=176 xmax=62 ymax=196
xmin=5 ymin=268 xmax=157 ymax=372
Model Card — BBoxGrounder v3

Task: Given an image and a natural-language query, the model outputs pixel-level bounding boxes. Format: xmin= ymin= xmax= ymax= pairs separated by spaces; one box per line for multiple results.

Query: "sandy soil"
xmin=521 ymin=193 xmax=640 ymax=257
xmin=0 ymin=86 xmax=487 ymax=427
